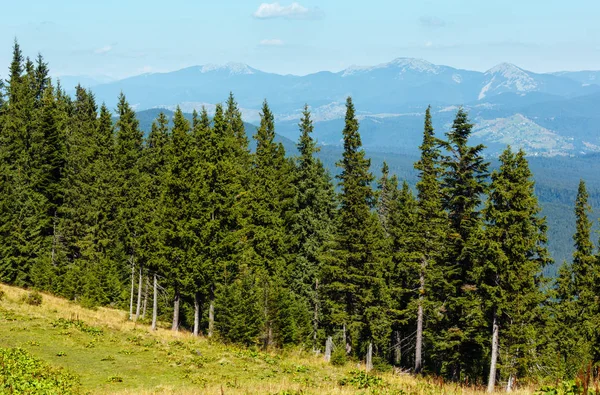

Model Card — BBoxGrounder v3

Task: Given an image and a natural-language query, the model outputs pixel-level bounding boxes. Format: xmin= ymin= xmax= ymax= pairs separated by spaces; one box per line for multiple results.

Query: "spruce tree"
xmin=321 ymin=97 xmax=390 ymax=358
xmin=114 ymin=93 xmax=144 ymax=317
xmin=471 ymin=148 xmax=550 ymax=391
xmin=162 ymin=107 xmax=195 ymax=331
xmin=437 ymin=107 xmax=489 ymax=380
xmin=412 ymin=106 xmax=448 ymax=374
xmin=289 ymin=105 xmax=336 ymax=348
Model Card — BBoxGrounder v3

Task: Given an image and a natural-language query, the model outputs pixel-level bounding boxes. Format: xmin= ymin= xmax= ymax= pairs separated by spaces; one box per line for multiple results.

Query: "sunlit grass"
xmin=0 ymin=283 xmax=534 ymax=394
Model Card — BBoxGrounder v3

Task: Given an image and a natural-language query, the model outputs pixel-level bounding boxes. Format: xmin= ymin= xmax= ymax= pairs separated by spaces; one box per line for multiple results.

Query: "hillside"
xmin=0 ymin=283 xmax=532 ymax=395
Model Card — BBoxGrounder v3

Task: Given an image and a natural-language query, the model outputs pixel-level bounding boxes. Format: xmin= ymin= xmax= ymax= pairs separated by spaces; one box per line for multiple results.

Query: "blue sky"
xmin=2 ymin=0 xmax=599 ymax=79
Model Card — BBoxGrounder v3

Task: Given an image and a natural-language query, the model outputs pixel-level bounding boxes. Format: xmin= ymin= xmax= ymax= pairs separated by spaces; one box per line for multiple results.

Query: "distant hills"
xmin=69 ymin=57 xmax=600 ymax=157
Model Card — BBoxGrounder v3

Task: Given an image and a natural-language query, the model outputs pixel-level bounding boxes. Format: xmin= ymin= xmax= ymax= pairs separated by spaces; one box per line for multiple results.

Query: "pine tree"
xmin=471 ymin=148 xmax=550 ymax=390
xmin=114 ymin=93 xmax=144 ymax=317
xmin=411 ymin=106 xmax=448 ymax=374
xmin=437 ymin=107 xmax=489 ymax=380
xmin=141 ymin=112 xmax=170 ymax=330
xmin=321 ymin=97 xmax=390 ymax=358
xmin=289 ymin=105 xmax=336 ymax=348
xmin=552 ymin=180 xmax=599 ymax=375
xmin=162 ymin=107 xmax=195 ymax=331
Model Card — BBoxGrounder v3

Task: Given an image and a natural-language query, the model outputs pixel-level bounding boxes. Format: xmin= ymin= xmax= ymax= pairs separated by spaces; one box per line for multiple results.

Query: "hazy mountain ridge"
xmin=77 ymin=57 xmax=600 ymax=157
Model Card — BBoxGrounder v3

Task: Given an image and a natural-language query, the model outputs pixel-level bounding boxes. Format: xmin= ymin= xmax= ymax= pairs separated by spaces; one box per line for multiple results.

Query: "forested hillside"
xmin=2 ymin=42 xmax=600 ymax=392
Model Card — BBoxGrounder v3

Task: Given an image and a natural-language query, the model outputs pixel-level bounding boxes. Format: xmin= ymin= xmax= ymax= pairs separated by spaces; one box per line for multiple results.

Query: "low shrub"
xmin=338 ymin=370 xmax=384 ymax=389
xmin=0 ymin=347 xmax=80 ymax=393
xmin=24 ymin=291 xmax=43 ymax=306
xmin=330 ymin=346 xmax=347 ymax=366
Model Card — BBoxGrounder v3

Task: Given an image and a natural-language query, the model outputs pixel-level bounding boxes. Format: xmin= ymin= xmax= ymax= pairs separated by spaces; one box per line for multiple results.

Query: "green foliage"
xmin=330 ymin=346 xmax=348 ymax=366
xmin=51 ymin=318 xmax=103 ymax=336
xmin=23 ymin=291 xmax=43 ymax=306
xmin=0 ymin=347 xmax=80 ymax=394
xmin=338 ymin=370 xmax=384 ymax=389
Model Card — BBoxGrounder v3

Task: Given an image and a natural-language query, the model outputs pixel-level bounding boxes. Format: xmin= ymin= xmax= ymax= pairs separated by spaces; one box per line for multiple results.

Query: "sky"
xmin=2 ymin=0 xmax=600 ymax=79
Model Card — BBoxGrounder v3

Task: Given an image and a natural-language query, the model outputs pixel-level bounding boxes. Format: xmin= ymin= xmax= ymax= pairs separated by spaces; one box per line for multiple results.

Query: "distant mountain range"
xmin=66 ymin=58 xmax=600 ymax=157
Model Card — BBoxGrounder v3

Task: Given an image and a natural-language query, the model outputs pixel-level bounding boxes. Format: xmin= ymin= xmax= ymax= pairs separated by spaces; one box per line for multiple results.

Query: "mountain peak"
xmin=486 ymin=62 xmax=526 ymax=76
xmin=342 ymin=57 xmax=440 ymax=77
xmin=199 ymin=62 xmax=256 ymax=75
xmin=479 ymin=63 xmax=537 ymax=99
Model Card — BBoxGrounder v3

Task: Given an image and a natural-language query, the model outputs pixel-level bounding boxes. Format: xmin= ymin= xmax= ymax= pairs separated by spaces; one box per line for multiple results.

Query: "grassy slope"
xmin=0 ymin=283 xmax=533 ymax=394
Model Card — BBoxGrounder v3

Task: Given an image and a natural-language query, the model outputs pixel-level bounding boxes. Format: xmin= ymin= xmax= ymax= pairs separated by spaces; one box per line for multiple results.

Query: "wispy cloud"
xmin=260 ymin=38 xmax=285 ymax=46
xmin=253 ymin=2 xmax=323 ymax=19
xmin=94 ymin=45 xmax=113 ymax=54
xmin=419 ymin=16 xmax=446 ymax=28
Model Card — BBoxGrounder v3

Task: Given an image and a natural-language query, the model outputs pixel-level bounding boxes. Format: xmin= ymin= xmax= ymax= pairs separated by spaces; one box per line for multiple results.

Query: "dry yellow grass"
xmin=0 ymin=283 xmax=536 ymax=394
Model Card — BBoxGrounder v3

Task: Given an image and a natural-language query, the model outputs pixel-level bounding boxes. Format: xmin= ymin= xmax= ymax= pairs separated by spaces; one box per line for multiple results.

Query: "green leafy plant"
xmin=338 ymin=370 xmax=384 ymax=389
xmin=0 ymin=347 xmax=80 ymax=393
xmin=330 ymin=346 xmax=347 ymax=366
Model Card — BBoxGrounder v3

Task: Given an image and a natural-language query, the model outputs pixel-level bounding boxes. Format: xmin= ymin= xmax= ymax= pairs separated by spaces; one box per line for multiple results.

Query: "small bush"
xmin=51 ymin=318 xmax=103 ymax=336
xmin=0 ymin=347 xmax=80 ymax=393
xmin=24 ymin=291 xmax=43 ymax=306
xmin=0 ymin=289 xmax=5 ymax=301
xmin=107 ymin=375 xmax=123 ymax=383
xmin=338 ymin=370 xmax=384 ymax=389
xmin=330 ymin=347 xmax=347 ymax=366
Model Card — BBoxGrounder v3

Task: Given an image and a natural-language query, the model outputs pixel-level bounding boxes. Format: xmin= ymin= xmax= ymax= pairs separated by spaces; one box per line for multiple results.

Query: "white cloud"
xmin=253 ymin=2 xmax=322 ymax=19
xmin=260 ymin=38 xmax=285 ymax=46
xmin=424 ymin=41 xmax=433 ymax=48
xmin=94 ymin=45 xmax=113 ymax=54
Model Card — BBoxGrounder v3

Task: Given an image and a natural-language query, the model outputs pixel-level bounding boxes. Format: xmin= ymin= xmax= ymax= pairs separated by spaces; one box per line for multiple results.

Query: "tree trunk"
xmin=135 ymin=263 xmax=143 ymax=321
xmin=487 ymin=311 xmax=499 ymax=393
xmin=51 ymin=211 xmax=57 ymax=266
xmin=394 ymin=331 xmax=401 ymax=365
xmin=172 ymin=286 xmax=180 ymax=332
xmin=415 ymin=259 xmax=425 ymax=373
xmin=506 ymin=375 xmax=514 ymax=393
xmin=142 ymin=275 xmax=148 ymax=319
xmin=325 ymin=336 xmax=332 ymax=362
xmin=151 ymin=273 xmax=158 ymax=331
xmin=366 ymin=342 xmax=373 ymax=372
xmin=193 ymin=292 xmax=201 ymax=337
xmin=129 ymin=255 xmax=135 ymax=321
xmin=313 ymin=279 xmax=319 ymax=351
xmin=208 ymin=288 xmax=215 ymax=338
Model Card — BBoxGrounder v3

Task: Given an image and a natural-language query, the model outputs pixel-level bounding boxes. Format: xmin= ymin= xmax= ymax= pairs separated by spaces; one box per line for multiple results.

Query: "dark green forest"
xmin=1 ymin=42 xmax=599 ymax=391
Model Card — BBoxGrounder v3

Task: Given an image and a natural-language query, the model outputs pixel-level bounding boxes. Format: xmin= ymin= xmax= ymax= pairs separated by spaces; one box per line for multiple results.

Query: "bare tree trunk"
xmin=366 ymin=342 xmax=373 ymax=372
xmin=142 ymin=275 xmax=148 ymax=319
xmin=51 ymin=211 xmax=57 ymax=266
xmin=208 ymin=287 xmax=214 ymax=338
xmin=135 ymin=263 xmax=143 ymax=321
xmin=193 ymin=292 xmax=201 ymax=337
xmin=151 ymin=273 xmax=158 ymax=331
xmin=415 ymin=259 xmax=425 ymax=373
xmin=129 ymin=255 xmax=135 ymax=321
xmin=394 ymin=331 xmax=401 ymax=365
xmin=487 ymin=311 xmax=499 ymax=393
xmin=506 ymin=375 xmax=514 ymax=393
xmin=325 ymin=336 xmax=333 ymax=362
xmin=172 ymin=286 xmax=180 ymax=332
xmin=313 ymin=279 xmax=319 ymax=351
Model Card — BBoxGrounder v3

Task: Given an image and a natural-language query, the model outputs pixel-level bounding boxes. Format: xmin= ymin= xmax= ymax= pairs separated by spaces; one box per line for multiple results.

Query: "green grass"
xmin=0 ymin=283 xmax=533 ymax=394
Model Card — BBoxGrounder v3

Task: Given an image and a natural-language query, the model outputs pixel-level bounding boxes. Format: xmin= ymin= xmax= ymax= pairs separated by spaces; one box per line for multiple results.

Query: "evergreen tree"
xmin=411 ymin=106 xmax=448 ymax=374
xmin=321 ymin=97 xmax=390 ymax=358
xmin=114 ymin=93 xmax=144 ymax=317
xmin=437 ymin=108 xmax=489 ymax=380
xmin=471 ymin=148 xmax=550 ymax=390
xmin=162 ymin=107 xmax=194 ymax=331
xmin=289 ymin=105 xmax=336 ymax=348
